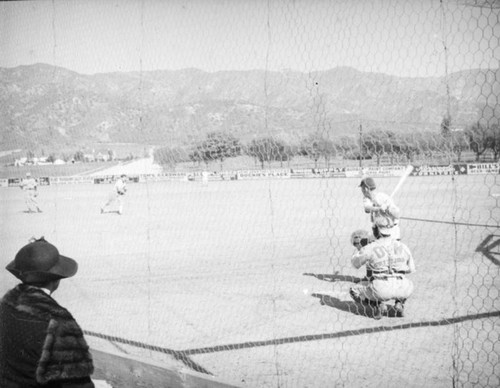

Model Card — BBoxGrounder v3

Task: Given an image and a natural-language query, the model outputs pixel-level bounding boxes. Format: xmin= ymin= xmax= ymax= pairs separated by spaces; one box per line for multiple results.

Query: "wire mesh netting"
xmin=0 ymin=1 xmax=499 ymax=387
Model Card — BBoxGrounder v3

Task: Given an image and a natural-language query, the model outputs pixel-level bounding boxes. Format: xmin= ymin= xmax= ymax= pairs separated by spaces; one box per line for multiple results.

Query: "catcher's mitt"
xmin=351 ymin=229 xmax=373 ymax=248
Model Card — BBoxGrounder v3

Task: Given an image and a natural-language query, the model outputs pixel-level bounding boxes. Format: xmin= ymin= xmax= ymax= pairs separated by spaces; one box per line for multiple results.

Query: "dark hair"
xmin=25 ymin=280 xmax=53 ymax=288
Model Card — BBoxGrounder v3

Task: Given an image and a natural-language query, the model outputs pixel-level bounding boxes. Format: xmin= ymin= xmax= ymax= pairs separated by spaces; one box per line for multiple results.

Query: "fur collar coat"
xmin=0 ymin=284 xmax=94 ymax=387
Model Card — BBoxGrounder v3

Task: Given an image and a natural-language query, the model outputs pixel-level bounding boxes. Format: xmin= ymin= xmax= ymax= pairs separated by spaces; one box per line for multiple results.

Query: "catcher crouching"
xmin=349 ymin=225 xmax=416 ymax=319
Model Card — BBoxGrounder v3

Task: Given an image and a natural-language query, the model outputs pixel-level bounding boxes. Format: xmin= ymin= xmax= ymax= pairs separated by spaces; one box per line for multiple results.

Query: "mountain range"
xmin=1 ymin=63 xmax=498 ymax=154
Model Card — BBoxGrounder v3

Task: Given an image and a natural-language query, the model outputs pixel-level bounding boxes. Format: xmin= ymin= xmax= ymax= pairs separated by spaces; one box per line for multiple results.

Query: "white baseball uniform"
xmin=20 ymin=177 xmax=42 ymax=212
xmin=363 ymin=191 xmax=401 ymax=239
xmin=101 ymin=177 xmax=127 ymax=214
xmin=350 ymin=236 xmax=415 ymax=302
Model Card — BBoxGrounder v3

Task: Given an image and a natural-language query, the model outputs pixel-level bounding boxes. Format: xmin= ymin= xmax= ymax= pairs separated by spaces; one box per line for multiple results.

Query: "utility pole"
xmin=359 ymin=121 xmax=363 ymax=168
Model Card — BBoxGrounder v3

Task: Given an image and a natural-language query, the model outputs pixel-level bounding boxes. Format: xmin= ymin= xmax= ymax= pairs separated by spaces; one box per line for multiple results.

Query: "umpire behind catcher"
xmin=0 ymin=237 xmax=95 ymax=388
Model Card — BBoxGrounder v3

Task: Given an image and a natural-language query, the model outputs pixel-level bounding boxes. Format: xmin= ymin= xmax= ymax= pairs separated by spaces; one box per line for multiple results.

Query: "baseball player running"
xmin=19 ymin=172 xmax=42 ymax=213
xmin=101 ymin=174 xmax=127 ymax=215
xmin=349 ymin=225 xmax=415 ymax=319
xmin=359 ymin=177 xmax=401 ymax=240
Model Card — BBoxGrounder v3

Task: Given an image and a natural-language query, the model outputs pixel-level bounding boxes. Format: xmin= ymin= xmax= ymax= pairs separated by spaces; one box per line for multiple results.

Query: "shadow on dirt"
xmin=311 ymin=293 xmax=401 ymax=319
xmin=303 ymin=272 xmax=364 ymax=284
xmin=304 ymin=272 xmax=404 ymax=318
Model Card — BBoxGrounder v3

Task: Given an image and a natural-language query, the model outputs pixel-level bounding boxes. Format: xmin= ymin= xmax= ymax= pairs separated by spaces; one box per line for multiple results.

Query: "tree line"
xmin=153 ymin=121 xmax=500 ymax=170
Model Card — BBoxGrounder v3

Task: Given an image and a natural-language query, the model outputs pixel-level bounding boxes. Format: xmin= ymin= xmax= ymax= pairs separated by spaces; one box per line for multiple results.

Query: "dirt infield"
xmin=1 ymin=175 xmax=499 ymax=387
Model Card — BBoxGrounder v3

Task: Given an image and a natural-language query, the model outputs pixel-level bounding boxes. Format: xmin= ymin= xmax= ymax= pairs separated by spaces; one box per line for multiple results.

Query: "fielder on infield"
xmin=19 ymin=172 xmax=42 ymax=213
xmin=100 ymin=174 xmax=127 ymax=215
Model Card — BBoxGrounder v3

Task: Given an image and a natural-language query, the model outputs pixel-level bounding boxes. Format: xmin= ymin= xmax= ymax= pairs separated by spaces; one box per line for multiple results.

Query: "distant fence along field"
xmin=1 ymin=151 xmax=497 ymax=180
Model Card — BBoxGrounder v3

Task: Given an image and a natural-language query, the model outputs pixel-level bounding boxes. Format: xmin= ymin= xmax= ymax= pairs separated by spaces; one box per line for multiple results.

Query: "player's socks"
xmin=349 ymin=289 xmax=362 ymax=304
xmin=394 ymin=300 xmax=405 ymax=317
xmin=373 ymin=304 xmax=383 ymax=320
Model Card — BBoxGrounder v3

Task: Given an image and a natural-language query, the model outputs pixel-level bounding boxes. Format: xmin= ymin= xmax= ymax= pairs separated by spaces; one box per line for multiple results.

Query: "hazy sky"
xmin=1 ymin=0 xmax=499 ymax=77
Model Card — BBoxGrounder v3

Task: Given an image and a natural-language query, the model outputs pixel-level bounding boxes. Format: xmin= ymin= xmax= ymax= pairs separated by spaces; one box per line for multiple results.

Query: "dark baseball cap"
xmin=6 ymin=237 xmax=78 ymax=284
xmin=359 ymin=177 xmax=376 ymax=189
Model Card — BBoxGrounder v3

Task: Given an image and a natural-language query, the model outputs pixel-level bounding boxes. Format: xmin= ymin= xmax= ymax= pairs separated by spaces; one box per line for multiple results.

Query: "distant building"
xmin=14 ymin=157 xmax=28 ymax=166
xmin=83 ymin=154 xmax=96 ymax=162
xmin=95 ymin=152 xmax=110 ymax=162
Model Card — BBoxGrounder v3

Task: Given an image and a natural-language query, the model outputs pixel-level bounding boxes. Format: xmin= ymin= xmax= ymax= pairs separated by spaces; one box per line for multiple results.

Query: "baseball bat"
xmin=390 ymin=165 xmax=414 ymax=198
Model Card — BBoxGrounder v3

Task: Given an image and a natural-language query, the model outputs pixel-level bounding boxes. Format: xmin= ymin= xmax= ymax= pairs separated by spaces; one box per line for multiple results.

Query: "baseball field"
xmin=1 ymin=174 xmax=499 ymax=387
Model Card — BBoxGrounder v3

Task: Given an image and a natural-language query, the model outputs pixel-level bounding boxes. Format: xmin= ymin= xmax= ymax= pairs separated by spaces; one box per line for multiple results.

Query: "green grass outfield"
xmin=1 ymin=175 xmax=498 ymax=387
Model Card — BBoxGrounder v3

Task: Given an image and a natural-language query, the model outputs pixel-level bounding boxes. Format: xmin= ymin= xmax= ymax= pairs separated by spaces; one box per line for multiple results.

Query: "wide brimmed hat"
xmin=6 ymin=237 xmax=78 ymax=284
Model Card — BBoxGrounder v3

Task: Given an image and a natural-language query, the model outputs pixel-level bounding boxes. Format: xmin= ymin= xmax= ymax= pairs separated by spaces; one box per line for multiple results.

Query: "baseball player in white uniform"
xmin=360 ymin=177 xmax=401 ymax=240
xmin=19 ymin=172 xmax=42 ymax=213
xmin=101 ymin=174 xmax=127 ymax=215
xmin=349 ymin=226 xmax=415 ymax=319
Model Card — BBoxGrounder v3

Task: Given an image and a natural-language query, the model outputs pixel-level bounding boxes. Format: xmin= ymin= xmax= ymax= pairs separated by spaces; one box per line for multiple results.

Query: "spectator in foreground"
xmin=0 ymin=237 xmax=95 ymax=388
